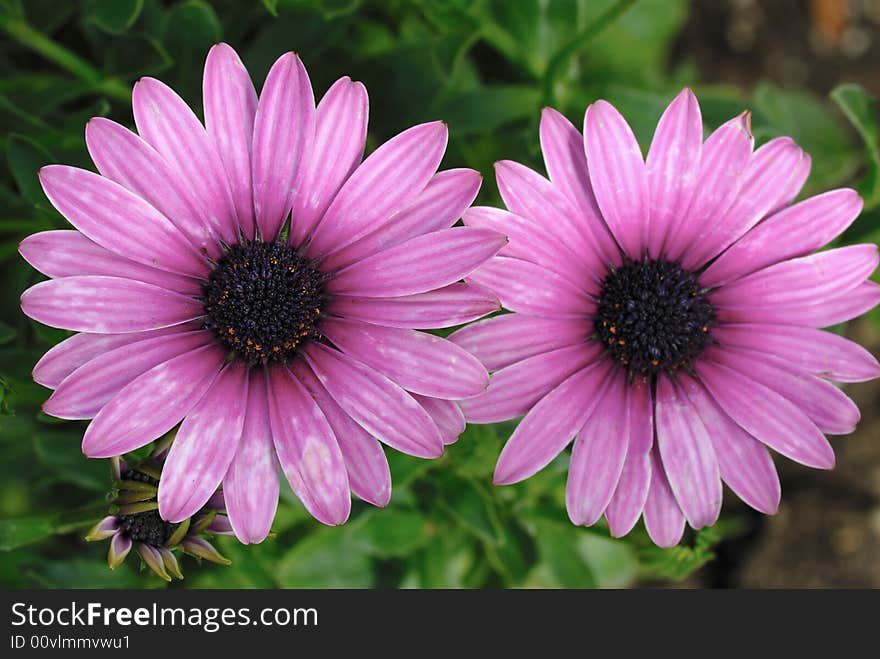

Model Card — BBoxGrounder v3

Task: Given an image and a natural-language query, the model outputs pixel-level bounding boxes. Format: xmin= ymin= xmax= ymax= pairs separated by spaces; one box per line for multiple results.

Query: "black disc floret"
xmin=119 ymin=509 xmax=177 ymax=547
xmin=202 ymin=240 xmax=326 ymax=364
xmin=594 ymin=258 xmax=714 ymax=378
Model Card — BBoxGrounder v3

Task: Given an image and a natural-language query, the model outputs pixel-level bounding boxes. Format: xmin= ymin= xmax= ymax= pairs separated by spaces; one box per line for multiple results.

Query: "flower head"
xmin=455 ymin=89 xmax=880 ymax=546
xmin=86 ymin=448 xmax=231 ymax=581
xmin=22 ymin=43 xmax=502 ymax=543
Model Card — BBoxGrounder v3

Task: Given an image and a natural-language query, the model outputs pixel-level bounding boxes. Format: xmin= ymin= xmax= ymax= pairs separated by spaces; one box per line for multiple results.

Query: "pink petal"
xmin=159 ymin=362 xmax=249 ymax=523
xmin=680 ymin=373 xmax=780 ymax=514
xmin=203 ymin=43 xmax=258 ymax=238
xmin=267 ymin=368 xmax=351 ymax=525
xmin=413 ymin=394 xmax=465 ymax=446
xmin=539 ymin=107 xmax=602 ymax=220
xmin=327 ymin=227 xmax=505 ymax=298
xmin=466 ymin=256 xmax=595 ymax=317
xmin=459 ymin=342 xmax=602 ymax=424
xmin=493 ymin=358 xmax=614 ymax=485
xmin=695 ymin=359 xmax=835 ymax=469
xmin=108 ymin=533 xmax=132 ymax=568
xmin=223 ymin=369 xmax=280 ymax=544
xmin=642 ymin=448 xmax=686 ymax=548
xmin=321 ymin=317 xmax=488 ymax=399
xmin=566 ymin=370 xmax=630 ymax=526
xmin=655 ymin=375 xmax=722 ymax=529
xmin=768 ymin=150 xmax=811 ymax=215
xmin=449 ymin=313 xmax=588 ymax=372
xmin=583 ymin=100 xmax=649 ymax=259
xmin=39 ymin=165 xmax=208 ymax=277
xmin=252 ymin=52 xmax=315 ymax=241
xmin=327 ymin=283 xmax=499 ymax=329
xmin=304 ymin=343 xmax=443 ymax=458
xmin=308 ymin=121 xmax=448 ymax=256
xmin=21 ymin=276 xmax=204 ymax=333
xmin=701 ymin=188 xmax=864 ymax=287
xmin=132 ymin=77 xmax=239 ymax=243
xmin=645 ymin=88 xmax=702 ymax=259
xmin=321 ymin=168 xmax=482 ymax=271
xmin=290 ymin=76 xmax=369 ymax=246
xmin=663 ymin=112 xmax=753 ymax=262
xmin=605 ymin=378 xmax=653 ymax=537
xmin=81 ymin=344 xmax=225 ymax=458
xmin=712 ymin=323 xmax=880 ymax=383
xmin=44 ymin=330 xmax=214 ymax=419
xmin=19 ymin=230 xmax=201 ymax=295
xmin=293 ymin=362 xmax=391 ymax=507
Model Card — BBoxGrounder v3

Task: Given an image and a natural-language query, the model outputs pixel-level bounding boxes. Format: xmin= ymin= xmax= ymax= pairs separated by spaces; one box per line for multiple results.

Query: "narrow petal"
xmin=769 ymin=150 xmax=811 ymax=215
xmin=132 ymin=77 xmax=239 ymax=243
xmin=39 ymin=165 xmax=208 ymax=277
xmin=655 ymin=375 xmax=722 ymax=529
xmin=204 ymin=43 xmax=258 ymax=238
xmin=713 ymin=323 xmax=880 ymax=383
xmin=645 ymin=88 xmax=702 ymax=258
xmin=583 ymin=100 xmax=650 ymax=259
xmin=308 ymin=121 xmax=447 ymax=256
xmin=159 ymin=362 xmax=249 ymax=523
xmin=107 ymin=533 xmax=132 ymax=569
xmin=322 ymin=168 xmax=482 ymax=271
xmin=664 ymin=112 xmax=753 ymax=262
xmin=137 ymin=542 xmax=171 ymax=581
xmin=266 ymin=368 xmax=351 ymax=525
xmin=327 ymin=283 xmax=499 ymax=329
xmin=85 ymin=516 xmax=120 ymax=541
xmin=21 ymin=276 xmax=203 ymax=333
xmin=449 ymin=313 xmax=588 ymax=372
xmin=223 ymin=369 xmax=280 ymax=544
xmin=493 ymin=359 xmax=614 ymax=485
xmin=304 ymin=343 xmax=443 ymax=458
xmin=327 ymin=227 xmax=505 ymax=298
xmin=681 ymin=374 xmax=780 ymax=514
xmin=695 ymin=360 xmax=835 ymax=469
xmin=290 ymin=76 xmax=369 ymax=245
xmin=181 ymin=536 xmax=230 ymax=565
xmin=643 ymin=449 xmax=686 ymax=548
xmin=81 ymin=344 xmax=225 ymax=458
xmin=605 ymin=378 xmax=653 ymax=537
xmin=293 ymin=362 xmax=391 ymax=507
xmin=321 ymin=318 xmax=488 ymax=399
xmin=539 ymin=107 xmax=602 ymax=220
xmin=413 ymin=394 xmax=465 ymax=446
xmin=252 ymin=52 xmax=316 ymax=240
xmin=566 ymin=370 xmax=630 ymax=526
xmin=466 ymin=256 xmax=595 ymax=317
xmin=45 ymin=330 xmax=214 ymax=419
xmin=459 ymin=342 xmax=601 ymax=424
xmin=701 ymin=188 xmax=864 ymax=287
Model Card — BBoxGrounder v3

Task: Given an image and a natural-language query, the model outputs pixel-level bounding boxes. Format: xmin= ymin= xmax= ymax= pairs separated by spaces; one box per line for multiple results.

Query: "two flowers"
xmin=20 ymin=44 xmax=880 ymax=563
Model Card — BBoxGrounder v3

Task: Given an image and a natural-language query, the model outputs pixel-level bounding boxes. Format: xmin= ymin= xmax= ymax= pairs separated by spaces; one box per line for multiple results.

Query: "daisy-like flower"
xmin=454 ymin=89 xmax=880 ymax=546
xmin=86 ymin=449 xmax=232 ymax=582
xmin=21 ymin=43 xmax=503 ymax=543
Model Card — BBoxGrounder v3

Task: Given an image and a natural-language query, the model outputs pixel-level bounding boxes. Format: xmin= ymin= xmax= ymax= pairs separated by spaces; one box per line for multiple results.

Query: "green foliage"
xmin=0 ymin=0 xmax=876 ymax=589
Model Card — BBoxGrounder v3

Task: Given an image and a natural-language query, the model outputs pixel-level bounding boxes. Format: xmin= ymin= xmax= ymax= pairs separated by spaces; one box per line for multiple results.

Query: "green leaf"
xmin=5 ymin=134 xmax=53 ymax=206
xmin=33 ymin=432 xmax=109 ymax=492
xmin=276 ymin=527 xmax=372 ymax=587
xmin=437 ymin=85 xmax=541 ymax=134
xmin=0 ymin=515 xmax=56 ymax=551
xmin=354 ymin=510 xmax=430 ymax=558
xmin=88 ymin=0 xmax=144 ymax=34
xmin=0 ymin=322 xmax=15 ymax=345
xmin=831 ymin=83 xmax=880 ymax=209
xmin=160 ymin=0 xmax=223 ymax=99
xmin=528 ymin=519 xmax=596 ymax=588
xmin=262 ymin=0 xmax=278 ymax=16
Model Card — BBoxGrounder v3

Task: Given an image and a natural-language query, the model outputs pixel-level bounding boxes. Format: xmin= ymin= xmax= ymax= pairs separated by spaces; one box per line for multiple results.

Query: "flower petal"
xmin=304 ymin=343 xmax=443 ymax=458
xmin=413 ymin=394 xmax=465 ymax=446
xmin=493 ymin=358 xmax=614 ymax=485
xmin=81 ymin=344 xmax=225 ymax=458
xmin=39 ymin=165 xmax=208 ymax=277
xmin=21 ymin=276 xmax=204 ymax=333
xmin=204 ymin=43 xmax=258 ymax=238
xmin=159 ymin=362 xmax=249 ymax=523
xmin=327 ymin=227 xmax=505 ymax=298
xmin=108 ymin=533 xmax=132 ymax=569
xmin=266 ymin=368 xmax=351 ymax=525
xmin=223 ymin=369 xmax=279 ymax=544
xmin=308 ymin=121 xmax=448 ymax=256
xmin=85 ymin=516 xmax=120 ymax=541
xmin=321 ymin=318 xmax=488 ymax=399
xmin=769 ymin=150 xmax=811 ymax=215
xmin=642 ymin=448 xmax=685 ymax=548
xmin=252 ymin=52 xmax=316 ymax=241
xmin=539 ymin=107 xmax=602 ymax=220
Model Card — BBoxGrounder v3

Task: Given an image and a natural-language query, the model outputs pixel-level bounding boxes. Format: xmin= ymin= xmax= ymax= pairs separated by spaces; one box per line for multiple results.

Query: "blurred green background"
xmin=1 ymin=0 xmax=879 ymax=588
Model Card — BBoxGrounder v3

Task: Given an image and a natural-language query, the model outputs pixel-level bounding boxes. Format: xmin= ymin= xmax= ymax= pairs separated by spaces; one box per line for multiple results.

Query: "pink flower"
xmin=454 ymin=89 xmax=880 ymax=547
xmin=21 ymin=43 xmax=503 ymax=543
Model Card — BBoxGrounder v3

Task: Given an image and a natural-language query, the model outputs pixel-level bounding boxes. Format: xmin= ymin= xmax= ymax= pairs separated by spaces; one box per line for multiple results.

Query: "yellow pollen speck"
xmin=651 ymin=359 xmax=659 ymax=366
xmin=609 ymin=326 xmax=616 ymax=334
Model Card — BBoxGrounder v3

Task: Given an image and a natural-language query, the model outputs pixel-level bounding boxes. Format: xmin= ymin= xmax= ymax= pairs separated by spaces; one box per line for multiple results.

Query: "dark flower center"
xmin=203 ymin=240 xmax=326 ymax=364
xmin=119 ymin=509 xmax=177 ymax=547
xmin=594 ymin=258 xmax=714 ymax=377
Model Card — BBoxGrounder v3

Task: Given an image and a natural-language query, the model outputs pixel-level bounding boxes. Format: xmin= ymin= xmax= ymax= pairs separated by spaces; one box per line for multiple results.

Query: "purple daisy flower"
xmin=453 ymin=89 xmax=880 ymax=547
xmin=21 ymin=43 xmax=503 ymax=543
